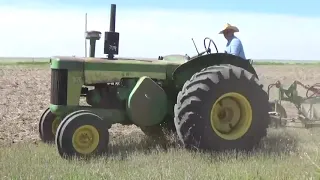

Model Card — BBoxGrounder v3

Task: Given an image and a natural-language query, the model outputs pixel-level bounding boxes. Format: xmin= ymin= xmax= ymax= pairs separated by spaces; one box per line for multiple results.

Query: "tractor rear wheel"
xmin=39 ymin=108 xmax=60 ymax=143
xmin=56 ymin=111 xmax=109 ymax=159
xmin=174 ymin=64 xmax=271 ymax=151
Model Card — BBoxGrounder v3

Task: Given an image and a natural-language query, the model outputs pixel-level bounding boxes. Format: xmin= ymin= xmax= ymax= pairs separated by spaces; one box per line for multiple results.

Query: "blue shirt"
xmin=225 ymin=36 xmax=246 ymax=60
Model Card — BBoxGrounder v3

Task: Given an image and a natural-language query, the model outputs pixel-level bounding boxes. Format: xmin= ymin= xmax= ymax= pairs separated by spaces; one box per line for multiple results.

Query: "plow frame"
xmin=267 ymin=80 xmax=320 ymax=128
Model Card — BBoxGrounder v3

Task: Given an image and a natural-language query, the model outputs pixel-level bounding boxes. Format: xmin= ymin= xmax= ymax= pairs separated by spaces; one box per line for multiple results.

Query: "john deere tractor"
xmin=38 ymin=4 xmax=271 ymax=159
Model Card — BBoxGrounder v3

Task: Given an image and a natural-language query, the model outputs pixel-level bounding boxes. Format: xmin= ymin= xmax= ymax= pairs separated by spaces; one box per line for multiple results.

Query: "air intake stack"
xmin=85 ymin=31 xmax=101 ymax=58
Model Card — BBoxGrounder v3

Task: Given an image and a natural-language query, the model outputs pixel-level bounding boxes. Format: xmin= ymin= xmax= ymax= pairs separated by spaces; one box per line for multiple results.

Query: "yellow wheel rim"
xmin=210 ymin=92 xmax=252 ymax=140
xmin=51 ymin=118 xmax=60 ymax=135
xmin=72 ymin=125 xmax=100 ymax=155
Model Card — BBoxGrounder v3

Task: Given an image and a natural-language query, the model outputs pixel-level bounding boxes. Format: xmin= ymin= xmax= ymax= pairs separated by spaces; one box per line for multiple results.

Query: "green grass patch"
xmin=1 ymin=128 xmax=320 ymax=180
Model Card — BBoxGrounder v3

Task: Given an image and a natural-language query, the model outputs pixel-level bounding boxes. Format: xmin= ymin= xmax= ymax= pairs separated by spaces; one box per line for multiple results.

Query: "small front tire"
xmin=56 ymin=111 xmax=109 ymax=159
xmin=39 ymin=108 xmax=60 ymax=143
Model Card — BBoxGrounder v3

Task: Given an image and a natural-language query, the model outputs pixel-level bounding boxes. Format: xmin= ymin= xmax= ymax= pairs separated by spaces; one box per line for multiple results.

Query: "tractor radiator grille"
xmin=50 ymin=69 xmax=68 ymax=105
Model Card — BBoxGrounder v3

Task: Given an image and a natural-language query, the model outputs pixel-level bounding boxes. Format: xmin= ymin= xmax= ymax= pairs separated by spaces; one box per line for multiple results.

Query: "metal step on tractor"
xmin=38 ymin=4 xmax=271 ymax=159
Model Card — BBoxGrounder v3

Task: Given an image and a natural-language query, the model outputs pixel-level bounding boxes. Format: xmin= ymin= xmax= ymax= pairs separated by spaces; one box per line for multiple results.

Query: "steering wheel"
xmin=204 ymin=37 xmax=219 ymax=54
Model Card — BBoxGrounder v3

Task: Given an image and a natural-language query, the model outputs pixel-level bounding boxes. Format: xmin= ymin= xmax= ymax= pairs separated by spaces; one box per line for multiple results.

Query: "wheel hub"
xmin=217 ymin=107 xmax=235 ymax=123
xmin=72 ymin=125 xmax=100 ymax=154
xmin=210 ymin=92 xmax=252 ymax=140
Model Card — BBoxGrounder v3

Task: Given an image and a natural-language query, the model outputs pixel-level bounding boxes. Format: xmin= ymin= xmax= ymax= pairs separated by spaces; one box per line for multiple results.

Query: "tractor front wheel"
xmin=56 ymin=111 xmax=109 ymax=159
xmin=39 ymin=108 xmax=61 ymax=143
xmin=174 ymin=65 xmax=271 ymax=151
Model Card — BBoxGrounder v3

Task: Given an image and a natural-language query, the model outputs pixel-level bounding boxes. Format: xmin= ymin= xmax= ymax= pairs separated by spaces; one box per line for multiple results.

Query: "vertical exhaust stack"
xmin=85 ymin=13 xmax=87 ymax=57
xmin=104 ymin=4 xmax=119 ymax=60
xmin=109 ymin=4 xmax=116 ymax=32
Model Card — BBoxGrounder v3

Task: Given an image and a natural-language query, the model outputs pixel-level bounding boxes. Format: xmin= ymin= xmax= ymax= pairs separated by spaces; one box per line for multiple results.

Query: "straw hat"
xmin=219 ymin=23 xmax=239 ymax=34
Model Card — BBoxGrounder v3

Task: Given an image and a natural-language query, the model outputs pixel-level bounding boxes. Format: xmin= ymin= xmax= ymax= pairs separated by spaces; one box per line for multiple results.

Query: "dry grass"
xmin=0 ymin=64 xmax=320 ymax=179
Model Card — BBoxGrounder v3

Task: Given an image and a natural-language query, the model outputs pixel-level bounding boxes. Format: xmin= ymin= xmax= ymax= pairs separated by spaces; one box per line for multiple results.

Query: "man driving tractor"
xmin=219 ymin=23 xmax=246 ymax=60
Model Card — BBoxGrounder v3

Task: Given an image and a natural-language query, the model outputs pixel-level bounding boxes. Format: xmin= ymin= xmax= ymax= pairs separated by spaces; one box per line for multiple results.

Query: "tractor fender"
xmin=172 ymin=53 xmax=258 ymax=89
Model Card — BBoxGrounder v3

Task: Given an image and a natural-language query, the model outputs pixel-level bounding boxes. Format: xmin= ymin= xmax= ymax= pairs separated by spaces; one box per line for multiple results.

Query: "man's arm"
xmin=229 ymin=39 xmax=242 ymax=56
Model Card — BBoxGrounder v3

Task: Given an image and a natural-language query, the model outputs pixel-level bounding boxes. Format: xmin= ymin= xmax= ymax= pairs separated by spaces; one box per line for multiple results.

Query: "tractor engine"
xmin=85 ymin=84 xmax=123 ymax=109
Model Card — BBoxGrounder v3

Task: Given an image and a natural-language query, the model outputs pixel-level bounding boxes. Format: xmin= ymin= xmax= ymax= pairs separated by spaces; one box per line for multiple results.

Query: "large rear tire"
xmin=174 ymin=64 xmax=271 ymax=151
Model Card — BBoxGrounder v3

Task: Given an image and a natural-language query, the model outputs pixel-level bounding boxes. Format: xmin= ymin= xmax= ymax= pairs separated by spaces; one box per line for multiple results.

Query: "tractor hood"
xmin=161 ymin=54 xmax=190 ymax=62
xmin=50 ymin=56 xmax=183 ymax=84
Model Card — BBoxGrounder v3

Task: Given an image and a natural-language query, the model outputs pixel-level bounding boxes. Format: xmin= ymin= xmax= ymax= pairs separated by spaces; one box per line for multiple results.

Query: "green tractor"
xmin=38 ymin=4 xmax=271 ymax=159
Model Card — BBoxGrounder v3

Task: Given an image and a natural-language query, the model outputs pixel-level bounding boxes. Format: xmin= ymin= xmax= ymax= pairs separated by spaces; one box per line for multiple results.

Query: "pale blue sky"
xmin=0 ymin=0 xmax=319 ymax=60
xmin=2 ymin=0 xmax=319 ymax=17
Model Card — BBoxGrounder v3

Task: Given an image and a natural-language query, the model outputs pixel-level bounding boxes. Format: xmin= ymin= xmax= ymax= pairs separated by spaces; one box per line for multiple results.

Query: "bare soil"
xmin=0 ymin=65 xmax=319 ymax=146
